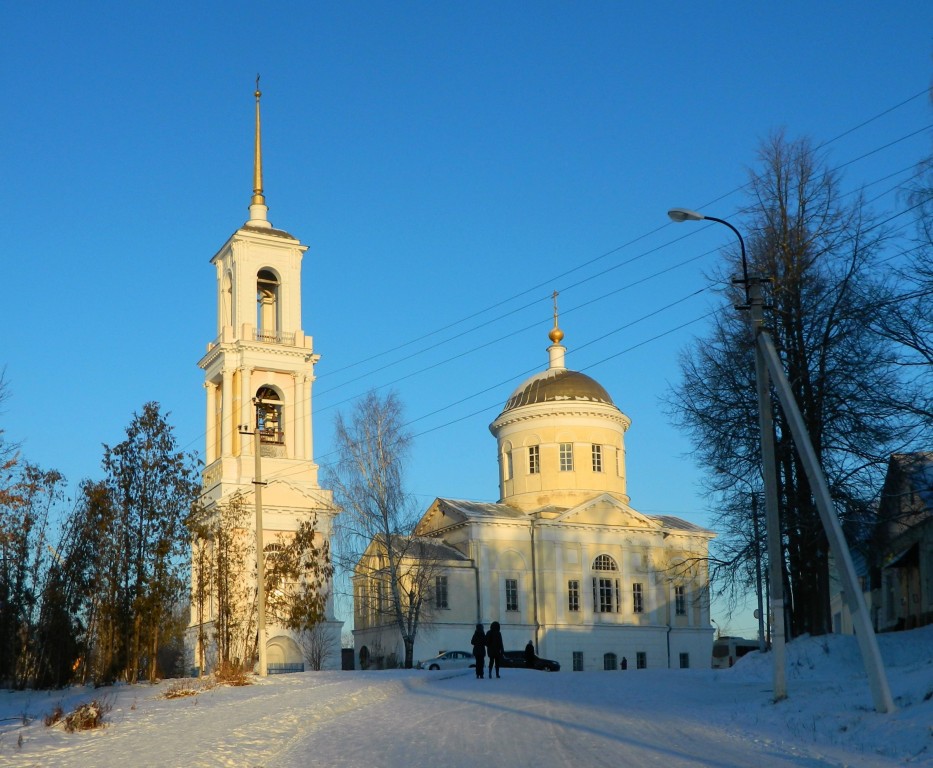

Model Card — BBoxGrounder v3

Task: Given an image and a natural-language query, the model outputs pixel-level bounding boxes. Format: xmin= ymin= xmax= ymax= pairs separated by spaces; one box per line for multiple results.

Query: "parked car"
xmin=417 ymin=650 xmax=476 ymax=671
xmin=500 ymin=650 xmax=560 ymax=671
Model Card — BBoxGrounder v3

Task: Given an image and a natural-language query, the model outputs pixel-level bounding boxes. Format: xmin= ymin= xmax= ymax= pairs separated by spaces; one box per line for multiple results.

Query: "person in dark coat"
xmin=471 ymin=623 xmax=486 ymax=678
xmin=485 ymin=621 xmax=504 ymax=679
xmin=524 ymin=640 xmax=536 ymax=667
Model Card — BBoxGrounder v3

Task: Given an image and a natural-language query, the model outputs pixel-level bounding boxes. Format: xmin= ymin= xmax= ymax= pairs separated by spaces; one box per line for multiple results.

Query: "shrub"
xmin=214 ymin=661 xmax=251 ymax=687
xmin=62 ymin=700 xmax=111 ymax=732
xmin=44 ymin=706 xmax=64 ymax=727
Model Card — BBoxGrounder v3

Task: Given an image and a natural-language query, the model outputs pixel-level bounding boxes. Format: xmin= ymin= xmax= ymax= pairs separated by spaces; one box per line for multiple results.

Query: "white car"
xmin=417 ymin=650 xmax=475 ymax=671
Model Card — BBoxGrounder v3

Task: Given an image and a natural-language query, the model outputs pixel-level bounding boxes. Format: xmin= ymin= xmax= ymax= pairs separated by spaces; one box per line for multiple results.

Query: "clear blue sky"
xmin=3 ymin=2 xmax=932 ymax=637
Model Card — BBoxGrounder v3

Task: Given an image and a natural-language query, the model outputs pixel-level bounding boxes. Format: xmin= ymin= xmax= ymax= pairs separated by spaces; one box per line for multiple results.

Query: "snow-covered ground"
xmin=2 ymin=626 xmax=930 ymax=767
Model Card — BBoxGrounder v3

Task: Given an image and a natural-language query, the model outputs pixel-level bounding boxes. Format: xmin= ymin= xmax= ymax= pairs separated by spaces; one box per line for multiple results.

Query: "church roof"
xmin=501 ymin=367 xmax=615 ymax=413
xmin=431 ymin=497 xmax=711 ymax=535
xmin=436 ymin=498 xmax=526 ymax=519
xmin=240 ymin=224 xmax=299 ymax=241
xmin=652 ymin=515 xmax=714 ymax=533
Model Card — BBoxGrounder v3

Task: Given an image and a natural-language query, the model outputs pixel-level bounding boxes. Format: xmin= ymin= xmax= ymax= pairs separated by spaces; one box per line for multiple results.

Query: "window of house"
xmin=560 ymin=442 xmax=574 ymax=471
xmin=679 ymin=653 xmax=690 ymax=669
xmin=632 ymin=583 xmax=644 ymax=614
xmin=572 ymin=652 xmax=584 ymax=671
xmin=675 ymin=585 xmax=686 ymax=616
xmin=592 ymin=444 xmax=603 ymax=472
xmin=603 ymin=652 xmax=617 ymax=671
xmin=505 ymin=578 xmax=519 ymax=612
xmin=568 ymin=580 xmax=580 ymax=612
xmin=503 ymin=449 xmax=513 ymax=481
xmin=528 ymin=445 xmax=540 ymax=474
xmin=435 ymin=576 xmax=449 ymax=609
xmin=636 ymin=651 xmax=647 ymax=669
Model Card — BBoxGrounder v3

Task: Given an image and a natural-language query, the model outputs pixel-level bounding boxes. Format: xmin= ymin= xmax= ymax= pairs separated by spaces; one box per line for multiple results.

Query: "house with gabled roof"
xmin=874 ymin=453 xmax=933 ymax=631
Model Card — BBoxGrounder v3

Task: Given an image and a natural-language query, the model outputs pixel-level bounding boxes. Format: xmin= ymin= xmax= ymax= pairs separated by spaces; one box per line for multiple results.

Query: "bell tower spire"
xmin=247 ymin=74 xmax=271 ymax=228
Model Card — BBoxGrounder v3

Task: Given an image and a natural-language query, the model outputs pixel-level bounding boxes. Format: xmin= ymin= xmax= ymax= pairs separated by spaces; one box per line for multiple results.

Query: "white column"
xmin=221 ymin=368 xmax=233 ymax=457
xmin=292 ymin=372 xmax=303 ymax=460
xmin=203 ymin=381 xmax=214 ymax=464
xmin=304 ymin=373 xmax=314 ymax=461
xmin=241 ymin=367 xmax=253 ymax=456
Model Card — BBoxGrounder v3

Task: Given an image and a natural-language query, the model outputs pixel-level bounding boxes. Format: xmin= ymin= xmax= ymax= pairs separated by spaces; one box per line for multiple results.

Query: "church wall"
xmin=494 ymin=410 xmax=630 ymax=510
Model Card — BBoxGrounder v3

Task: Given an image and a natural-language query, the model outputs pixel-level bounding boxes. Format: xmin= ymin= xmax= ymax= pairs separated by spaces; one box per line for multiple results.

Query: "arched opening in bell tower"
xmin=257 ymin=269 xmax=280 ymax=340
xmin=222 ymin=271 xmax=234 ymax=329
xmin=255 ymin=386 xmax=284 ymax=446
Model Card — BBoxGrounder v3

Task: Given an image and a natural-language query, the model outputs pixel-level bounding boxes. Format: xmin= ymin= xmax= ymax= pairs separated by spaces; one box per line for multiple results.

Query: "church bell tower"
xmin=199 ymin=80 xmax=326 ymax=494
xmin=190 ymin=81 xmax=339 ymax=671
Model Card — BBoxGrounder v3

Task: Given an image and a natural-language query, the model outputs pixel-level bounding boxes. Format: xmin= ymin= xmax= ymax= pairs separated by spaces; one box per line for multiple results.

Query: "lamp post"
xmin=667 ymin=207 xmax=894 ymax=712
xmin=669 ymin=207 xmax=786 ymax=701
xmin=240 ymin=399 xmax=268 ymax=677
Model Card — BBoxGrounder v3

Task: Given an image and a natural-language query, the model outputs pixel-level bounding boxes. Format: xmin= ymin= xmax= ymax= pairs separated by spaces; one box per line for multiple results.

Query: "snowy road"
xmin=5 ymin=663 xmax=913 ymax=768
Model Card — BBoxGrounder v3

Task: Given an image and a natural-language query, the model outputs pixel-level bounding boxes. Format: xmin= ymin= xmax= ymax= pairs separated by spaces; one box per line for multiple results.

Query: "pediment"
xmin=553 ymin=494 xmax=660 ymax=529
xmin=414 ymin=498 xmax=468 ymax=536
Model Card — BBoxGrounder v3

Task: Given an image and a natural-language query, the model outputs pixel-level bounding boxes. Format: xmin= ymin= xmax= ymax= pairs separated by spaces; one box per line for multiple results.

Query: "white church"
xmin=184 ymin=85 xmax=714 ymax=675
xmin=185 ymin=85 xmax=342 ymax=672
xmin=353 ymin=316 xmax=716 ymax=672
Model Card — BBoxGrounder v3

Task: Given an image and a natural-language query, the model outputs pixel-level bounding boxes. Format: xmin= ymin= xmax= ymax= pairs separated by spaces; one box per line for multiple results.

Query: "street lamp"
xmin=667 ymin=208 xmax=750 ymax=306
xmin=667 ymin=206 xmax=894 ymax=713
xmin=669 ymin=207 xmax=785 ymax=700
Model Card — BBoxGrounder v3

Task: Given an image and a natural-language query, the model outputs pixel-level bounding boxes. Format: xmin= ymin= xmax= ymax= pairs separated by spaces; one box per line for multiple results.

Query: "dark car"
xmin=500 ymin=650 xmax=560 ymax=671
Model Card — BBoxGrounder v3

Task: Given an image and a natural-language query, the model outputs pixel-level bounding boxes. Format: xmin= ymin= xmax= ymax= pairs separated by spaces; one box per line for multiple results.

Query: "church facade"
xmin=354 ymin=316 xmax=714 ymax=671
xmin=186 ymin=85 xmax=341 ymax=673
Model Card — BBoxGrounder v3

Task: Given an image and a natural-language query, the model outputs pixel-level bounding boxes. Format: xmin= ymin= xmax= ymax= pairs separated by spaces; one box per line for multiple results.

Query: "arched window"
xmin=593 ymin=554 xmax=618 ymax=571
xmin=603 ymin=652 xmax=618 ymax=671
xmin=255 ymin=387 xmax=283 ymax=445
xmin=222 ymin=271 xmax=233 ymax=328
xmin=256 ymin=269 xmax=279 ymax=340
xmin=592 ymin=554 xmax=620 ymax=614
xmin=501 ymin=442 xmax=513 ymax=481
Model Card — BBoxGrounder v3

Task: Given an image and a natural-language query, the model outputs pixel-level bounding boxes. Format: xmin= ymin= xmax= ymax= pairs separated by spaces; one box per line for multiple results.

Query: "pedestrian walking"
xmin=471 ymin=623 xmax=486 ymax=678
xmin=486 ymin=621 xmax=504 ymax=679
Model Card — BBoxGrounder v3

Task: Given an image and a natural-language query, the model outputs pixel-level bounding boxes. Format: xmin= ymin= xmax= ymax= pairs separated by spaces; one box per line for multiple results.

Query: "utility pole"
xmin=240 ymin=400 xmax=267 ymax=677
xmin=668 ymin=208 xmax=894 ymax=713
xmin=749 ymin=276 xmax=787 ymax=700
xmin=751 ymin=493 xmax=766 ymax=653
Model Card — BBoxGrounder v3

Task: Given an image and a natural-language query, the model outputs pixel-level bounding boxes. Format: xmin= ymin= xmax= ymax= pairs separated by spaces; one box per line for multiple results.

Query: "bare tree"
xmin=326 ymin=391 xmax=439 ymax=668
xmin=298 ymin=620 xmax=334 ymax=671
xmin=669 ymin=132 xmax=926 ymax=638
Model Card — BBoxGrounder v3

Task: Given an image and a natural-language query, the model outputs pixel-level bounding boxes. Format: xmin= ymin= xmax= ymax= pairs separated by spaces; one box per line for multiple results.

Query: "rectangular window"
xmin=435 ymin=576 xmax=449 ymax=609
xmin=598 ymin=578 xmax=613 ymax=613
xmin=675 ymin=585 xmax=686 ymax=616
xmin=636 ymin=651 xmax=647 ymax=670
xmin=592 ymin=444 xmax=602 ymax=472
xmin=572 ymin=652 xmax=584 ymax=671
xmin=568 ymin=579 xmax=579 ymax=612
xmin=560 ymin=442 xmax=574 ymax=471
xmin=503 ymin=450 xmax=512 ymax=481
xmin=679 ymin=652 xmax=690 ymax=669
xmin=528 ymin=445 xmax=540 ymax=475
xmin=632 ymin=583 xmax=644 ymax=614
xmin=505 ymin=578 xmax=518 ymax=612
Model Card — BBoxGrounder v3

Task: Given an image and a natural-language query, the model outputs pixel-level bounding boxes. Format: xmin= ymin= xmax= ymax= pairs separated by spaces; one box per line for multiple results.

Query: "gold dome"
xmin=501 ymin=368 xmax=615 ymax=413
